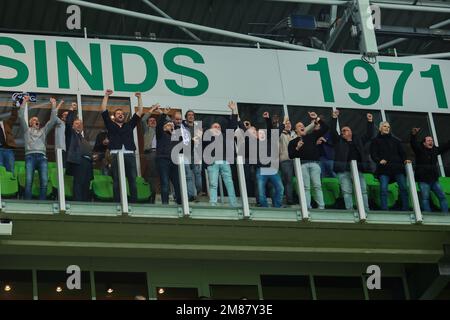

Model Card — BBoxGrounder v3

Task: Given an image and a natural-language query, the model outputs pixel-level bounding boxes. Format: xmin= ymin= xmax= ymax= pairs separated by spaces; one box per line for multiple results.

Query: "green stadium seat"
xmin=321 ymin=177 xmax=340 ymax=207
xmin=127 ymin=176 xmax=152 ymax=202
xmin=293 ymin=176 xmax=339 ymax=208
xmin=49 ymin=168 xmax=74 ymax=199
xmin=92 ymin=175 xmax=114 ymax=201
xmin=93 ymin=169 xmax=102 ymax=176
xmin=0 ymin=166 xmax=19 ymax=197
xmin=430 ymin=177 xmax=450 ymax=210
xmin=14 ymin=160 xmax=25 ymax=176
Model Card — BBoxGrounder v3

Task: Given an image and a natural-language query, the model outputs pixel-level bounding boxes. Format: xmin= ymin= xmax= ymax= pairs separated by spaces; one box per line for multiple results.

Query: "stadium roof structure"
xmin=0 ymin=0 xmax=449 ymax=58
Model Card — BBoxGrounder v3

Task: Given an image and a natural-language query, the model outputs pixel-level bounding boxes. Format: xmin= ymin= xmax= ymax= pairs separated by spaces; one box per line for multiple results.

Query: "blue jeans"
xmin=302 ymin=162 xmax=325 ymax=209
xmin=207 ymin=161 xmax=237 ymax=206
xmin=256 ymin=168 xmax=284 ymax=208
xmin=185 ymin=163 xmax=203 ymax=197
xmin=111 ymin=153 xmax=137 ymax=203
xmin=337 ymin=171 xmax=369 ymax=211
xmin=419 ymin=181 xmax=448 ymax=213
xmin=320 ymin=157 xmax=336 ymax=178
xmin=379 ymin=174 xmax=409 ymax=210
xmin=158 ymin=158 xmax=181 ymax=205
xmin=280 ymin=160 xmax=294 ymax=204
xmin=25 ymin=153 xmax=48 ymax=200
xmin=0 ymin=147 xmax=15 ymax=173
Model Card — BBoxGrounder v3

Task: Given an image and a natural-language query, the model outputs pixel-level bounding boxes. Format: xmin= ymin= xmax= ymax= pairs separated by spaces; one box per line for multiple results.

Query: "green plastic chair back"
xmin=49 ymin=168 xmax=74 ymax=199
xmin=92 ymin=175 xmax=114 ymax=201
xmin=0 ymin=166 xmax=19 ymax=197
xmin=126 ymin=176 xmax=152 ymax=202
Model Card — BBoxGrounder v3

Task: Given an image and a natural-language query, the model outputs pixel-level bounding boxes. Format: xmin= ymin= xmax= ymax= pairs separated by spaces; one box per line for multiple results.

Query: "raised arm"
xmin=329 ymin=110 xmax=340 ymax=143
xmin=409 ymin=128 xmax=422 ymax=155
xmin=101 ymin=89 xmax=113 ymax=112
xmin=43 ymin=98 xmax=59 ymax=136
xmin=134 ymin=92 xmax=144 ymax=117
xmin=18 ymin=95 xmax=30 ymax=131
xmin=362 ymin=113 xmax=375 ymax=144
xmin=227 ymin=101 xmax=239 ymax=130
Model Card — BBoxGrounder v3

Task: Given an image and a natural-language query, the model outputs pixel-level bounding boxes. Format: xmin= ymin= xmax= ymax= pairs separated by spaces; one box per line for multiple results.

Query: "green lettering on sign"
xmin=344 ymin=59 xmax=380 ymax=105
xmin=0 ymin=37 xmax=29 ymax=87
xmin=34 ymin=40 xmax=48 ymax=88
xmin=306 ymin=57 xmax=335 ymax=103
xmin=56 ymin=41 xmax=103 ymax=90
xmin=420 ymin=65 xmax=448 ymax=109
xmin=164 ymin=47 xmax=209 ymax=96
xmin=111 ymin=45 xmax=158 ymax=92
xmin=378 ymin=62 xmax=413 ymax=107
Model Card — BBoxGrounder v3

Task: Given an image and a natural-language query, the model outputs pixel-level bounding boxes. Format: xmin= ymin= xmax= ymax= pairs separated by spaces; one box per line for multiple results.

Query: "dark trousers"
xmin=72 ymin=157 xmax=93 ymax=201
xmin=111 ymin=153 xmax=137 ymax=203
xmin=158 ymin=157 xmax=181 ymax=204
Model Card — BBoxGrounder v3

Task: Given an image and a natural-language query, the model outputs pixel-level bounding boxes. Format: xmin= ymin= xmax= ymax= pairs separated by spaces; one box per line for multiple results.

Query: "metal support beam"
xmin=56 ymin=148 xmax=66 ymax=213
xmin=266 ymin=0 xmax=450 ymax=14
xmin=141 ymin=0 xmax=201 ymax=41
xmin=350 ymin=160 xmax=366 ymax=222
xmin=293 ymin=158 xmax=309 ymax=221
xmin=56 ymin=0 xmax=323 ymax=52
xmin=236 ymin=155 xmax=250 ymax=218
xmin=178 ymin=154 xmax=190 ymax=217
xmin=407 ymin=52 xmax=450 ymax=59
xmin=405 ymin=162 xmax=423 ymax=224
xmin=378 ymin=19 xmax=450 ymax=50
xmin=117 ymin=150 xmax=129 ymax=215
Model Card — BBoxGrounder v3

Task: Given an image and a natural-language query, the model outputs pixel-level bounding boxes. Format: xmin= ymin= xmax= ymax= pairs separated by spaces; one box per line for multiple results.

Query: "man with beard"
xmin=101 ymin=90 xmax=143 ymax=203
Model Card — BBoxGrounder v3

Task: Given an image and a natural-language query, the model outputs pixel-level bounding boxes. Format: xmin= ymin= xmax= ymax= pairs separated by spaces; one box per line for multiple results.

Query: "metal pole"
xmin=293 ymin=158 xmax=309 ymax=221
xmin=56 ymin=0 xmax=323 ymax=52
xmin=405 ymin=162 xmax=423 ymax=223
xmin=117 ymin=150 xmax=129 ymax=214
xmin=178 ymin=154 xmax=190 ymax=216
xmin=407 ymin=52 xmax=450 ymax=59
xmin=266 ymin=0 xmax=450 ymax=14
xmin=141 ymin=0 xmax=201 ymax=41
xmin=56 ymin=148 xmax=66 ymax=213
xmin=237 ymin=155 xmax=250 ymax=218
xmin=378 ymin=19 xmax=450 ymax=50
xmin=350 ymin=160 xmax=366 ymax=222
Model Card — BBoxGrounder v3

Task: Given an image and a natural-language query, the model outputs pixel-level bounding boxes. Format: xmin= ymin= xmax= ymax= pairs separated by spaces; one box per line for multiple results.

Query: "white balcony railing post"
xmin=56 ymin=148 xmax=66 ymax=213
xmin=350 ymin=160 xmax=366 ymax=222
xmin=236 ymin=156 xmax=250 ymax=218
xmin=405 ymin=162 xmax=423 ymax=223
xmin=178 ymin=154 xmax=190 ymax=216
xmin=117 ymin=150 xmax=129 ymax=214
xmin=293 ymin=158 xmax=309 ymax=221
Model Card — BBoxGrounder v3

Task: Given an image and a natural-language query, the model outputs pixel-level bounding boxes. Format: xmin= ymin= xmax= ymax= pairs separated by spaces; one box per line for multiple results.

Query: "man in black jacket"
xmin=329 ymin=110 xmax=374 ymax=211
xmin=370 ymin=121 xmax=410 ymax=211
xmin=155 ymin=107 xmax=182 ymax=205
xmin=410 ymin=128 xmax=449 ymax=213
xmin=101 ymin=90 xmax=143 ymax=203
xmin=288 ymin=113 xmax=328 ymax=209
xmin=65 ymin=104 xmax=93 ymax=201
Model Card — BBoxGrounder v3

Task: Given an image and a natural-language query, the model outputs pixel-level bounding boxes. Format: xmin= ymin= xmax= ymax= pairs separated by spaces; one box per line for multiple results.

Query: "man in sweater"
xmin=410 ymin=128 xmax=450 ymax=213
xmin=329 ymin=110 xmax=374 ymax=211
xmin=101 ymin=90 xmax=143 ymax=203
xmin=288 ymin=113 xmax=328 ymax=209
xmin=203 ymin=101 xmax=239 ymax=207
xmin=19 ymin=95 xmax=58 ymax=200
xmin=0 ymin=102 xmax=18 ymax=173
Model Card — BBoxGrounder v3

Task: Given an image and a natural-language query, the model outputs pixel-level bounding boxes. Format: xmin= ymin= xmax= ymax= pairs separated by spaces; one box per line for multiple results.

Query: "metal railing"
xmin=405 ymin=162 xmax=423 ymax=223
xmin=350 ymin=160 xmax=366 ymax=222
